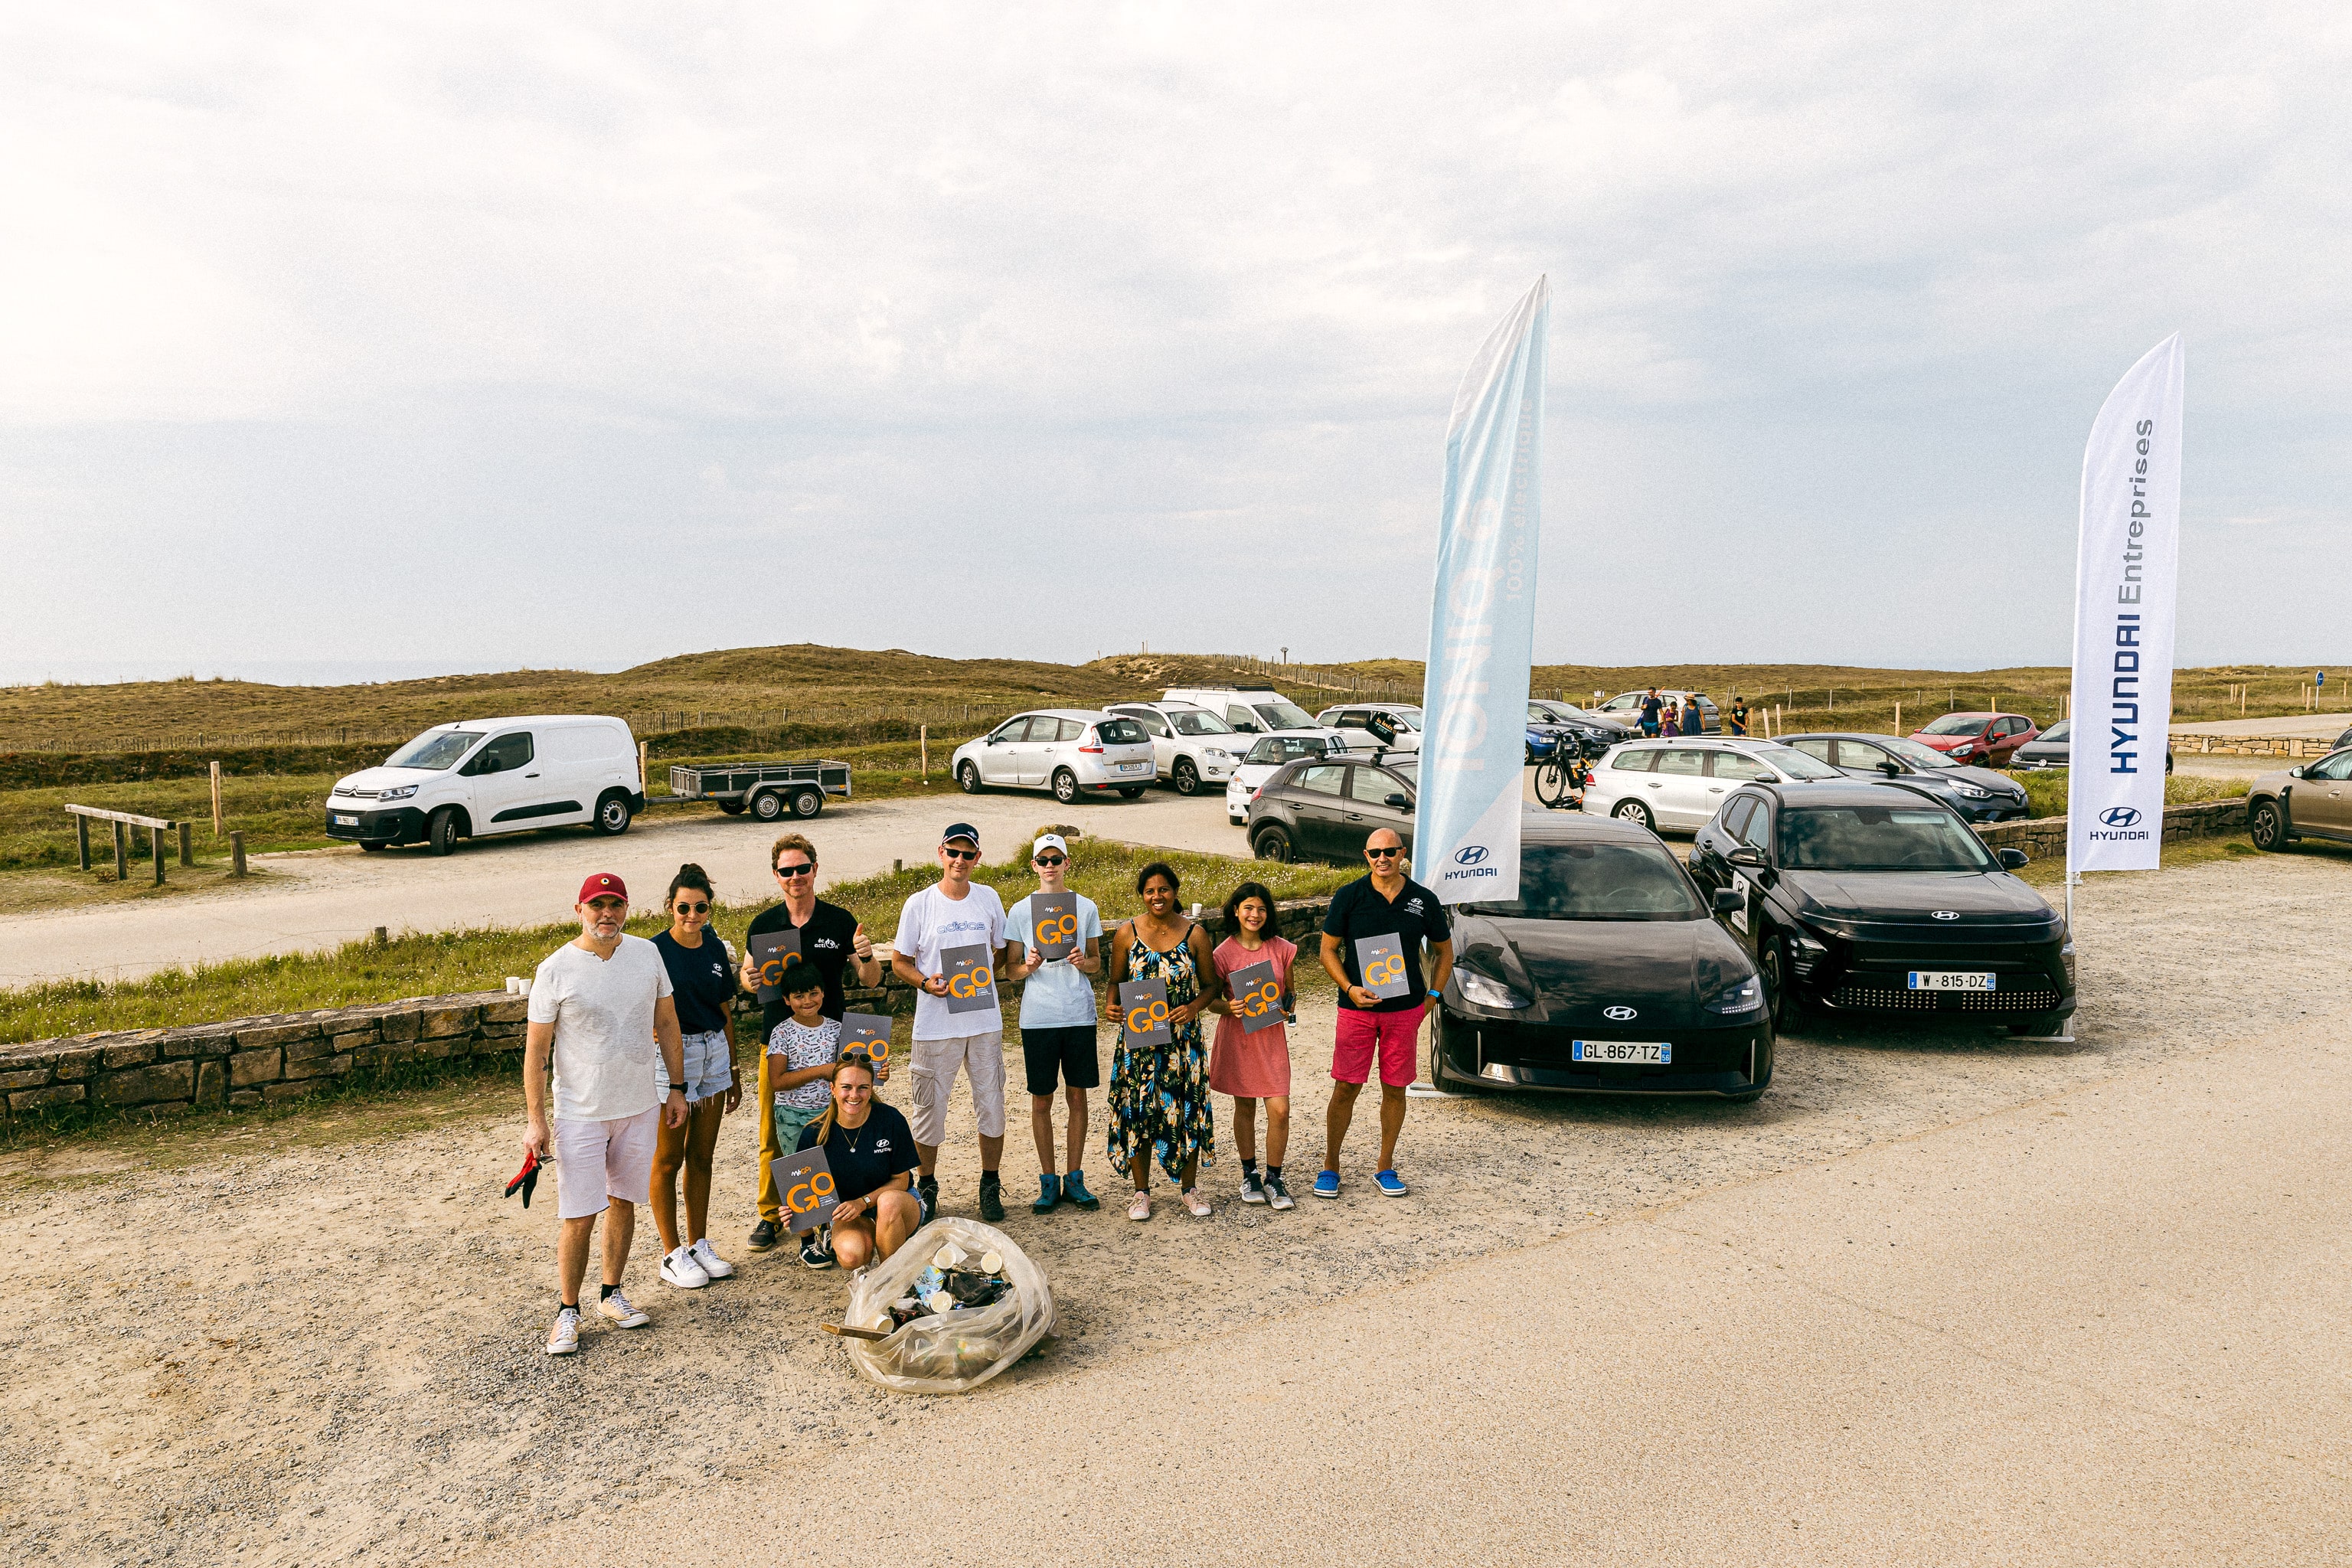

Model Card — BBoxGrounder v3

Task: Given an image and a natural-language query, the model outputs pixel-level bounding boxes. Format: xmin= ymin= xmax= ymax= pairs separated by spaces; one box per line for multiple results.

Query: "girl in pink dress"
xmin=1207 ymin=881 xmax=1298 ymax=1210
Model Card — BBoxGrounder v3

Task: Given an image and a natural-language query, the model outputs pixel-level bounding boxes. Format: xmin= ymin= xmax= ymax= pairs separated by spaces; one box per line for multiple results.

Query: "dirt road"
xmin=5 ymin=852 xmax=2345 ymax=1565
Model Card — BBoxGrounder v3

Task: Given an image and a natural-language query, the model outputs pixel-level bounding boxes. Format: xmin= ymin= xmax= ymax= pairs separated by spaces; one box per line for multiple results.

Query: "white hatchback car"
xmin=1579 ymin=737 xmax=1846 ymax=833
xmin=1106 ymin=702 xmax=1246 ymax=796
xmin=1223 ymin=733 xmax=1342 ymax=825
xmin=951 ymin=710 xmax=1158 ymax=805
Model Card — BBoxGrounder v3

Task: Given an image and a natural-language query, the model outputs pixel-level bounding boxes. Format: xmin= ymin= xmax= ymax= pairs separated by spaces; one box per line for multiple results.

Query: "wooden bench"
xmin=66 ymin=804 xmax=193 ymax=886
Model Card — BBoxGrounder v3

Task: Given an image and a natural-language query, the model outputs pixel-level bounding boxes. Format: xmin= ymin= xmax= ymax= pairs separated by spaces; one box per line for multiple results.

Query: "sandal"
xmin=1181 ymin=1187 xmax=1212 ymax=1218
xmin=1127 ymin=1190 xmax=1152 ymax=1222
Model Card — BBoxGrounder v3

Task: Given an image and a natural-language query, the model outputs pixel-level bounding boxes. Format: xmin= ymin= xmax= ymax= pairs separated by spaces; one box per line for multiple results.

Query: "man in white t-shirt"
xmin=1004 ymin=834 xmax=1104 ymax=1214
xmin=888 ymin=822 xmax=1009 ymax=1222
xmin=524 ymin=872 xmax=689 ymax=1357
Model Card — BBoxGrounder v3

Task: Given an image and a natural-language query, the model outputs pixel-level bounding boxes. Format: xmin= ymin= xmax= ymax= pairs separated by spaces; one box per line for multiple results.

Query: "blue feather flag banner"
xmin=1420 ymin=276 xmax=1547 ymax=905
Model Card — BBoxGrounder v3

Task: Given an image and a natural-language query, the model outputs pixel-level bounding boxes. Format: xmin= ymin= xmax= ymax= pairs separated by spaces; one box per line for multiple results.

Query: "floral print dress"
xmin=1108 ymin=924 xmax=1214 ymax=1184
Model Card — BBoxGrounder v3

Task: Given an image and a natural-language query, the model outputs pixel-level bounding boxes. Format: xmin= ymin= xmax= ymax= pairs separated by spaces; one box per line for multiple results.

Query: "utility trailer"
xmin=666 ymin=760 xmax=853 ymax=822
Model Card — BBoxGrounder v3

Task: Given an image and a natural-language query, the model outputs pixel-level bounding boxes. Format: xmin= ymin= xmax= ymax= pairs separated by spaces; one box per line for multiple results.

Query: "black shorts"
xmin=1021 ymin=1024 xmax=1100 ymax=1096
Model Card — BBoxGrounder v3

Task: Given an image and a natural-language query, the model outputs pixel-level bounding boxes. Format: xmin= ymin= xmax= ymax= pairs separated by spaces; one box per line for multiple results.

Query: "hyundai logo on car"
xmin=1455 ymin=844 xmax=1489 ymax=866
xmin=1931 ymin=910 xmax=1959 ymax=920
xmin=2099 ymin=806 xmax=2141 ymax=828
xmin=1602 ymin=1005 xmax=1638 ymax=1021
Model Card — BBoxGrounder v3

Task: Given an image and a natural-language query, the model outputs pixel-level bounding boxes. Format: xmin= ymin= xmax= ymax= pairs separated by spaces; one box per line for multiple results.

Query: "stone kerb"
xmin=2167 ymin=731 xmax=2340 ymax=760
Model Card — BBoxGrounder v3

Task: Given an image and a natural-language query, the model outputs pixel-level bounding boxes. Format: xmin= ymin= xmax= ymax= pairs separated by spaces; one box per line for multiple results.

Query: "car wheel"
xmin=789 ymin=788 xmax=822 ymax=819
xmin=1118 ymin=787 xmax=1145 ymax=799
xmin=718 ymin=799 xmax=746 ymax=815
xmin=428 ymin=807 xmax=461 ymax=856
xmin=958 ymin=762 xmax=982 ymax=795
xmin=1611 ymin=799 xmax=1653 ymax=831
xmin=1253 ymin=824 xmax=1292 ymax=862
xmin=1052 ymin=768 xmax=1080 ymax=805
xmin=593 ymin=791 xmax=632 ymax=836
xmin=2249 ymin=798 xmax=2289 ymax=851
xmin=750 ymin=789 xmax=786 ymax=822
xmin=1172 ymin=760 xmax=1200 ymax=795
xmin=1759 ymin=939 xmax=1791 ymax=1031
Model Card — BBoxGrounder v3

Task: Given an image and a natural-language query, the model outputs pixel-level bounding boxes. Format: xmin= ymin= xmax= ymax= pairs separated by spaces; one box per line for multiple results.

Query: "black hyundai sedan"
xmin=1687 ymin=782 xmax=2074 ymax=1035
xmin=1776 ymin=732 xmax=2031 ymax=822
xmin=1432 ymin=814 xmax=1773 ymax=1101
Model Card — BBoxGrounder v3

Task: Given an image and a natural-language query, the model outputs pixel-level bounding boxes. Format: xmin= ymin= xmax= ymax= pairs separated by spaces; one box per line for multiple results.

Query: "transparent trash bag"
xmin=841 ymin=1217 xmax=1055 ymax=1394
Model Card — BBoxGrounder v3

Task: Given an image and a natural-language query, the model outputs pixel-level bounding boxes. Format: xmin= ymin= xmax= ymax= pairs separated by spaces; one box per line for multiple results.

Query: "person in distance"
xmin=1004 ymin=834 xmax=1106 ymax=1214
xmin=1639 ymin=688 xmax=1664 ymax=737
xmin=648 ymin=864 xmax=743 ymax=1292
xmin=1101 ymin=861 xmax=1221 ymax=1221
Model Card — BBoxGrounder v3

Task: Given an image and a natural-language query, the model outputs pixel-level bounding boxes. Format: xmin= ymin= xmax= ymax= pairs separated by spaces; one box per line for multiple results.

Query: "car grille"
xmin=1830 ymin=985 xmax=2062 ymax=1012
xmin=332 ymin=788 xmax=380 ymax=799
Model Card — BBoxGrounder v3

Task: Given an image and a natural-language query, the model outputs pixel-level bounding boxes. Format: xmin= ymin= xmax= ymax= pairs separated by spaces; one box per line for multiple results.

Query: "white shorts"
xmin=553 ymin=1107 xmax=661 ymax=1220
xmin=907 ymin=1031 xmax=1007 ymax=1145
xmin=655 ymin=1029 xmax=733 ymax=1104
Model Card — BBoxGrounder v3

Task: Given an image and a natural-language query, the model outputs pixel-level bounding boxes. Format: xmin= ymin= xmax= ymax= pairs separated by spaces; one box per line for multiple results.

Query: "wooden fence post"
xmin=152 ymin=825 xmax=166 ymax=886
xmin=920 ymin=724 xmax=929 ymax=778
xmin=178 ymin=822 xmax=194 ymax=867
xmin=230 ymin=832 xmax=247 ymax=877
xmin=639 ymin=740 xmax=651 ymax=793
xmin=113 ymin=822 xmax=129 ymax=881
xmin=77 ymin=815 xmax=91 ymax=872
xmin=210 ymin=760 xmax=223 ymax=838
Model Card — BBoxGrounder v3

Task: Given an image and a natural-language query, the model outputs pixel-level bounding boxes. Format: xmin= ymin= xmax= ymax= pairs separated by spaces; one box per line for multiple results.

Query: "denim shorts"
xmin=655 ymin=1030 xmax=734 ymax=1104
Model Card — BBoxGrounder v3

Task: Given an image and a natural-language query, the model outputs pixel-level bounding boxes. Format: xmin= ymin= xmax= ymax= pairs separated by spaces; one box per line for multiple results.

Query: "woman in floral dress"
xmin=1101 ymin=861 xmax=1223 ymax=1221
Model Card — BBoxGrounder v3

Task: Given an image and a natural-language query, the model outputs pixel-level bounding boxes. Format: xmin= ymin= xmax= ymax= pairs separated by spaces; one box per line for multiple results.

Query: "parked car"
xmin=1245 ymin=753 xmax=1417 ymax=864
xmin=1578 ymin=737 xmax=1845 ymax=833
xmin=1431 ymin=812 xmax=1772 ymax=1101
xmin=1225 ymin=733 xmax=1338 ymax=825
xmin=1162 ymin=687 xmax=1354 ymax=752
xmin=1522 ymin=701 xmax=1579 ymax=765
xmin=1106 ymin=702 xmax=1246 ymax=795
xmin=2008 ymin=718 xmax=2173 ymax=774
xmin=1530 ymin=699 xmax=1632 ymax=756
xmin=325 ymin=714 xmax=644 ymax=855
xmin=1908 ymin=711 xmax=2039 ymax=766
xmin=1596 ymin=690 xmax=1722 ymax=733
xmin=951 ymin=710 xmax=1157 ymax=804
xmin=1313 ymin=702 xmax=1423 ymax=753
xmin=2246 ymin=746 xmax=2352 ymax=851
xmin=1777 ymin=732 xmax=2031 ymax=822
xmin=1686 ymin=782 xmax=2074 ymax=1036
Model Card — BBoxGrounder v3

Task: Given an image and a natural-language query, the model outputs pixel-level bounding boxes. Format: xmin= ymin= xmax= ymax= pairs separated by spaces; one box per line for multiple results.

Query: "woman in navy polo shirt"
xmin=648 ymin=864 xmax=744 ymax=1290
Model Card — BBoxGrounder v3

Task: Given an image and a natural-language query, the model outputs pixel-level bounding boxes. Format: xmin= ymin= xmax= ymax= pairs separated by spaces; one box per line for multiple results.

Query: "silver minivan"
xmin=325 ymin=714 xmax=645 ymax=854
xmin=949 ymin=710 xmax=1158 ymax=804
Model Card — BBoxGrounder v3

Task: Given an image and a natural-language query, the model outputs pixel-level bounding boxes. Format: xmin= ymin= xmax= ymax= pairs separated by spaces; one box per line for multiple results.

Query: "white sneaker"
xmin=545 ymin=1307 xmax=580 ymax=1356
xmin=659 ymin=1248 xmax=710 ymax=1290
xmin=597 ymin=1289 xmax=649 ymax=1328
xmin=688 ymin=1237 xmax=735 ymax=1279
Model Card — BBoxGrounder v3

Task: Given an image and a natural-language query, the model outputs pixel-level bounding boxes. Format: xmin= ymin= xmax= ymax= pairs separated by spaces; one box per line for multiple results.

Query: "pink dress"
xmin=1210 ymin=935 xmax=1296 ymax=1097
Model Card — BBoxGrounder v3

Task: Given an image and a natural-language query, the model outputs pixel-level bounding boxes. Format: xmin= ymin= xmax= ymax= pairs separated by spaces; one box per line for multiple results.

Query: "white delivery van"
xmin=1161 ymin=687 xmax=1357 ymax=753
xmin=325 ymin=715 xmax=644 ymax=855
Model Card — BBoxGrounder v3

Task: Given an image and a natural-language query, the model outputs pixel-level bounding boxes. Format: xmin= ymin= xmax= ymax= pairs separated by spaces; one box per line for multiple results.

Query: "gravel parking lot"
xmin=4 ymin=849 xmax=2345 ymax=1566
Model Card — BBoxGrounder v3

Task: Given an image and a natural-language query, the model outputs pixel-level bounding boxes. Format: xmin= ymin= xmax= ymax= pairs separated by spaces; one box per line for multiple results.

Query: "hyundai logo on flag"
xmin=2099 ymin=806 xmax=2141 ymax=828
xmin=1455 ymin=845 xmax=1489 ymax=866
xmin=1932 ymin=910 xmax=1959 ymax=920
xmin=1602 ymin=1005 xmax=1638 ymax=1021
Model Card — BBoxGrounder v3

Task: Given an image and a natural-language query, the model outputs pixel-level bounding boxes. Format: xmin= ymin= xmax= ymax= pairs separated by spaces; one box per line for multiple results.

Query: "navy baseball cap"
xmin=941 ymin=822 xmax=980 ymax=846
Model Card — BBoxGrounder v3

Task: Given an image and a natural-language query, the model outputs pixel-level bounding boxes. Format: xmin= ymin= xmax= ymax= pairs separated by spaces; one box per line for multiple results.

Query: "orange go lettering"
xmin=1364 ymin=952 xmax=1404 ymax=988
xmin=1124 ymin=997 xmax=1171 ymax=1034
xmin=1034 ymin=913 xmax=1078 ymax=949
xmin=786 ymin=1171 xmax=837 ymax=1214
xmin=1237 ymin=978 xmax=1282 ymax=1017
xmin=947 ymin=969 xmax=991 ymax=999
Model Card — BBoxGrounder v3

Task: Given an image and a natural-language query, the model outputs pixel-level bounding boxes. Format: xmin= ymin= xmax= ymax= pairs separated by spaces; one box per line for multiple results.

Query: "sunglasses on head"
xmin=1033 ymin=854 xmax=1065 ymax=867
xmin=1366 ymin=845 xmax=1402 ymax=859
xmin=774 ymin=861 xmax=815 ymax=878
xmin=943 ymin=846 xmax=980 ymax=861
xmin=674 ymin=900 xmax=710 ymax=914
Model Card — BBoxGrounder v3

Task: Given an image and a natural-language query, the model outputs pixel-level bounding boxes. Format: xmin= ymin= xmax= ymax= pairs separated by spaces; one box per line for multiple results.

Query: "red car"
xmin=1909 ymin=711 xmax=2040 ymax=766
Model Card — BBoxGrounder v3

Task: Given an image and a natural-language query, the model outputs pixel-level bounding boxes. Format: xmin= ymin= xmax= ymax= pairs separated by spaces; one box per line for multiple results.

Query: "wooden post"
xmin=152 ymin=825 xmax=165 ymax=886
xmin=77 ymin=815 xmax=91 ymax=872
xmin=113 ymin=822 xmax=129 ymax=881
xmin=210 ymin=760 xmax=223 ymax=838
xmin=230 ymin=831 xmax=247 ymax=877
xmin=1894 ymin=701 xmax=1902 ymax=735
xmin=178 ymin=822 xmax=193 ymax=867
xmin=639 ymin=740 xmax=650 ymax=794
xmin=920 ymin=724 xmax=929 ymax=778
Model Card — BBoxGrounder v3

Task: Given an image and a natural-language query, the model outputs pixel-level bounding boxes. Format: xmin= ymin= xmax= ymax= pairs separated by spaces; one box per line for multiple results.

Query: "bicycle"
xmin=1533 ymin=746 xmax=1585 ymax=808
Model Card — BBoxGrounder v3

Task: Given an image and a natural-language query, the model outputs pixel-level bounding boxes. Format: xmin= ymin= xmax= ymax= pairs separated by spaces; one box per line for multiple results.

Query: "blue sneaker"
xmin=1312 ymin=1170 xmax=1341 ymax=1200
xmin=1064 ymin=1171 xmax=1101 ymax=1211
xmin=1374 ymin=1168 xmax=1408 ymax=1197
xmin=1033 ymin=1172 xmax=1062 ymax=1214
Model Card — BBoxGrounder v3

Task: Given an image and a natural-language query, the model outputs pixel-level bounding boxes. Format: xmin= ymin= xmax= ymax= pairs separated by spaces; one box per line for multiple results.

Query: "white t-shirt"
xmin=892 ymin=881 xmax=1006 ymax=1040
xmin=528 ymin=935 xmax=673 ymax=1122
xmin=1004 ymin=890 xmax=1103 ymax=1030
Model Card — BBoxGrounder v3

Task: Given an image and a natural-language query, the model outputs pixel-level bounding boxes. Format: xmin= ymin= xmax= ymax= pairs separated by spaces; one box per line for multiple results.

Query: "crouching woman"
xmin=796 ymin=1051 xmax=923 ymax=1270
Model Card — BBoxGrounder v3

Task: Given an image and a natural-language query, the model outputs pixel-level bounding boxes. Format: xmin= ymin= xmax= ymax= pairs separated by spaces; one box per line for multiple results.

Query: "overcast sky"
xmin=2 ymin=3 xmax=2346 ymax=684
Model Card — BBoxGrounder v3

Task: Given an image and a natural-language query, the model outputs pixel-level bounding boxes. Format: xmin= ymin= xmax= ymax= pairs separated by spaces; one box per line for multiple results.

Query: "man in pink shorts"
xmin=1315 ymin=828 xmax=1452 ymax=1200
xmin=524 ymin=872 xmax=689 ymax=1356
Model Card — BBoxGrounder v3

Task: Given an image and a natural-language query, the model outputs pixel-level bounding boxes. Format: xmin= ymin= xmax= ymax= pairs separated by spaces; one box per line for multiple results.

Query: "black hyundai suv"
xmin=1686 ymin=782 xmax=2074 ymax=1035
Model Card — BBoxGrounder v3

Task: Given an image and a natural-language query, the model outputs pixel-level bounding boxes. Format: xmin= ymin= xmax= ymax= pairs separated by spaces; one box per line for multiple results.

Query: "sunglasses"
xmin=774 ymin=862 xmax=815 ymax=879
xmin=943 ymin=847 xmax=980 ymax=861
xmin=1033 ymin=854 xmax=1065 ymax=867
xmin=674 ymin=900 xmax=710 ymax=915
xmin=1366 ymin=846 xmax=1402 ymax=860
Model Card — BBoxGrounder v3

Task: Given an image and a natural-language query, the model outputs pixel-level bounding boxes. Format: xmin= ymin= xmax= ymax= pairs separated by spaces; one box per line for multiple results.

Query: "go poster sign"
xmin=940 ymin=943 xmax=998 ymax=1015
xmin=1117 ymin=976 xmax=1172 ymax=1047
xmin=775 ymin=1145 xmax=838 ymax=1235
xmin=1227 ymin=958 xmax=1285 ymax=1035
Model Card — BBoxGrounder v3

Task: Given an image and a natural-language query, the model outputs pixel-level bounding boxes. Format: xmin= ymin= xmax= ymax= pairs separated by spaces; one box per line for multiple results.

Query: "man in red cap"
xmin=524 ymin=873 xmax=690 ymax=1356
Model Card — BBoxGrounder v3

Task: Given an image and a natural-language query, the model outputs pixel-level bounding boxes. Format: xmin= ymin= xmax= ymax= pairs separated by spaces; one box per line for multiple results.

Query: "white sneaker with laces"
xmin=546 ymin=1307 xmax=580 ymax=1356
xmin=659 ymin=1247 xmax=710 ymax=1290
xmin=1127 ymin=1190 xmax=1152 ymax=1222
xmin=598 ymin=1289 xmax=650 ymax=1328
xmin=688 ymin=1238 xmax=735 ymax=1279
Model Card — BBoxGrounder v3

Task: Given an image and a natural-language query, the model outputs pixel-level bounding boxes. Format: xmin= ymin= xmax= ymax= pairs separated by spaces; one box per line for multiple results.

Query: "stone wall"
xmin=2167 ymin=731 xmax=2341 ymax=760
xmin=0 ymin=894 xmax=1341 ymax=1123
xmin=1974 ymin=797 xmax=2249 ymax=859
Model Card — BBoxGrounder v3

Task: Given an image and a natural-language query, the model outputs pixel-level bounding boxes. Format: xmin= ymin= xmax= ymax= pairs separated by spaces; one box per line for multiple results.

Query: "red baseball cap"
xmin=577 ymin=872 xmax=629 ymax=904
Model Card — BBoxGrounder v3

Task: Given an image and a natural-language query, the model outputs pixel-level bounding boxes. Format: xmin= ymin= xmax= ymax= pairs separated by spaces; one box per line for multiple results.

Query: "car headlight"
xmin=1205 ymin=747 xmax=1230 ymax=760
xmin=378 ymin=784 xmax=419 ymax=802
xmin=1704 ymin=975 xmax=1765 ymax=1014
xmin=2060 ymin=938 xmax=2075 ymax=988
xmin=1454 ymin=969 xmax=1529 ymax=1010
xmin=1951 ymin=782 xmax=1989 ymax=799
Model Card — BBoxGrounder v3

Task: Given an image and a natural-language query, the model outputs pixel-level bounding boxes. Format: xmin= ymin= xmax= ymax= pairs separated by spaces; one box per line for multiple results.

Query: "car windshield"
xmin=1459 ymin=841 xmax=1704 ymax=921
xmin=1880 ymin=737 xmax=1960 ymax=770
xmin=1919 ymin=714 xmax=1988 ymax=736
xmin=1778 ymin=804 xmax=1994 ymax=871
xmin=1749 ymin=745 xmax=1841 ymax=781
xmin=1389 ymin=708 xmax=1423 ymax=731
xmin=2038 ymin=720 xmax=2071 ymax=743
xmin=1253 ymin=700 xmax=1318 ymax=730
xmin=385 ymin=730 xmax=478 ymax=770
xmin=1168 ymin=710 xmax=1234 ymax=736
xmin=1243 ymin=737 xmax=1295 ymax=766
xmin=1096 ymin=718 xmax=1148 ymax=745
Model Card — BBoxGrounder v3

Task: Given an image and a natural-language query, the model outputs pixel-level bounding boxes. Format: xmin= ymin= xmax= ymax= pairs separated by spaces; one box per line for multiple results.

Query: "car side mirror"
xmin=1752 ymin=773 xmax=1779 ymax=786
xmin=1878 ymin=760 xmax=1902 ymax=777
xmin=2288 ymin=766 xmax=2304 ymax=779
xmin=1383 ymin=792 xmax=1409 ymax=808
xmin=1997 ymin=847 xmax=2029 ymax=870
xmin=1713 ymin=887 xmax=1744 ymax=913
xmin=1727 ymin=846 xmax=1766 ymax=868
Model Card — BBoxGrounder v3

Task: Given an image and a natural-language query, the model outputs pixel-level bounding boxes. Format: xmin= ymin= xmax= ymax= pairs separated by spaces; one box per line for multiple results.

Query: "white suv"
xmin=950 ymin=710 xmax=1158 ymax=805
xmin=1312 ymin=702 xmax=1423 ymax=753
xmin=1579 ymin=737 xmax=1846 ymax=832
xmin=325 ymin=714 xmax=644 ymax=855
xmin=1224 ymin=733 xmax=1339 ymax=825
xmin=1106 ymin=703 xmax=1245 ymax=796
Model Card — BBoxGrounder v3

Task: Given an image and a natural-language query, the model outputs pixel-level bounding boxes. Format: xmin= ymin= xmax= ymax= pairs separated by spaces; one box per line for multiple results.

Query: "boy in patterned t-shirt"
xmin=766 ymin=965 xmax=843 ymax=1268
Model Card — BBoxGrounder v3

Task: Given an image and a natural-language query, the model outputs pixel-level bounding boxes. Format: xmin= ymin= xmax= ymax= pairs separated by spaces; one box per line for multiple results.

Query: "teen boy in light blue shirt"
xmin=1004 ymin=834 xmax=1104 ymax=1213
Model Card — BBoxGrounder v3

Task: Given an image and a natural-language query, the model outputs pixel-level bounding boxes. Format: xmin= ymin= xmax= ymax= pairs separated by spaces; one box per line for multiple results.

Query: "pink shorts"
xmin=1332 ymin=1004 xmax=1425 ymax=1088
xmin=552 ymin=1106 xmax=661 ymax=1220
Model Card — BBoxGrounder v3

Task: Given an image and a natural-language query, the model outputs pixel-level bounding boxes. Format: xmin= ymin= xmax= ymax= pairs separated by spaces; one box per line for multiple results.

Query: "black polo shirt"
xmin=795 ymin=1102 xmax=921 ymax=1204
xmin=1321 ymin=874 xmax=1451 ymax=1012
xmin=746 ymin=898 xmax=862 ymax=1033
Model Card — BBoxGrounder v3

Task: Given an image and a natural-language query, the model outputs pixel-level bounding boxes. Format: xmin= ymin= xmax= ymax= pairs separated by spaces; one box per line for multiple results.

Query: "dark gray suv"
xmin=1246 ymin=754 xmax=1418 ymax=864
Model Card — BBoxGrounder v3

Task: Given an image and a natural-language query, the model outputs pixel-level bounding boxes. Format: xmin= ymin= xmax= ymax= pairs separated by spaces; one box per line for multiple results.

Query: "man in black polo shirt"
xmin=740 ymin=831 xmax=881 ymax=1252
xmin=1315 ymin=826 xmax=1452 ymax=1201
